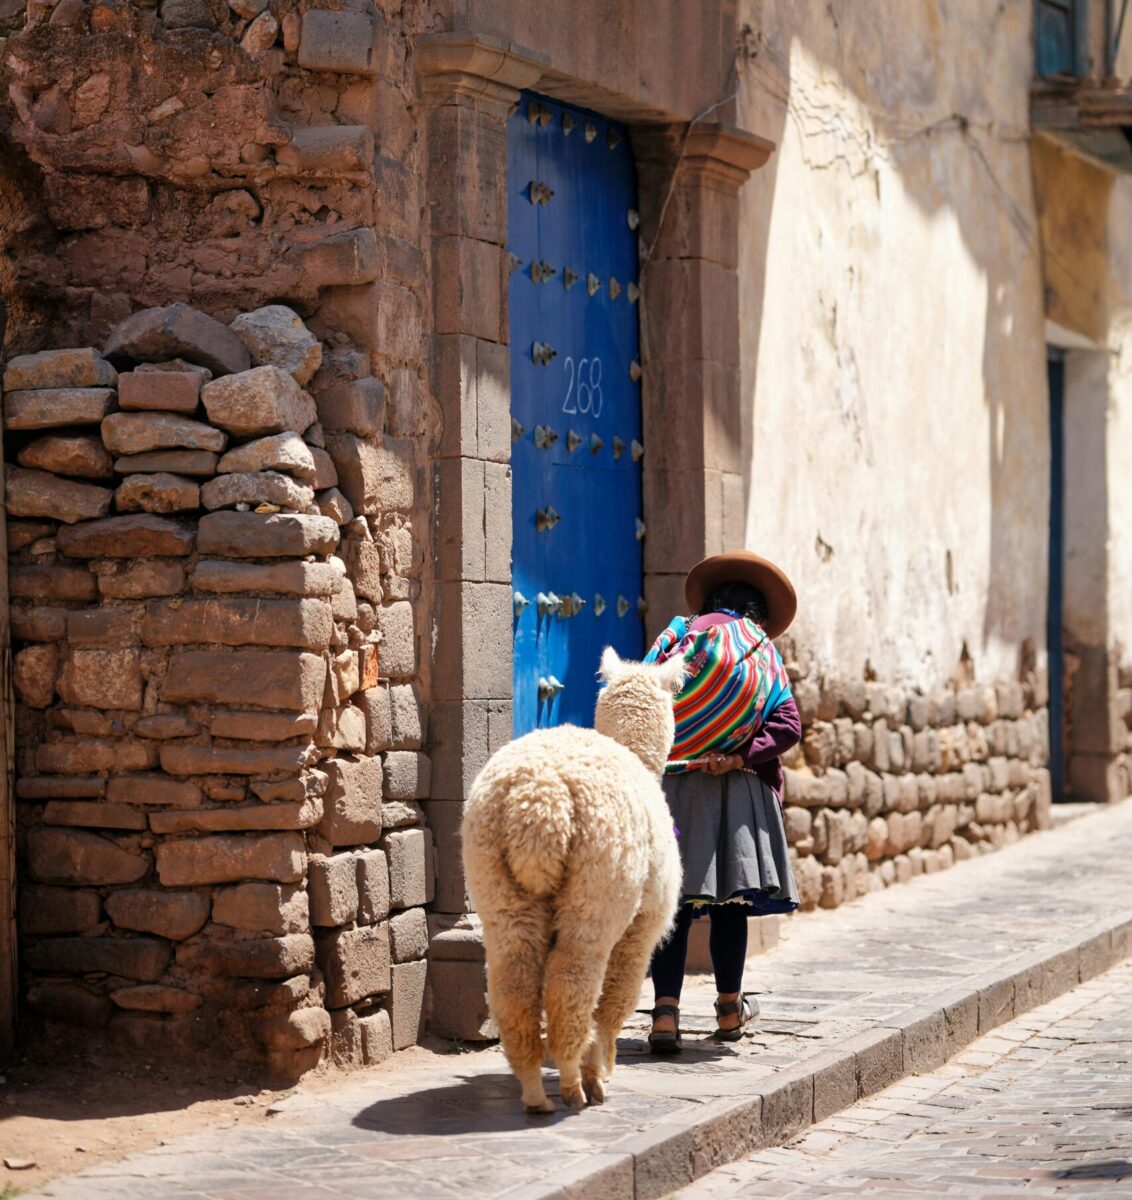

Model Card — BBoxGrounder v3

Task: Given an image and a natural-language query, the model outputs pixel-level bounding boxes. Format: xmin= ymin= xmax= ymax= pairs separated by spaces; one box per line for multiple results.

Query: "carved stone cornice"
xmin=415 ymin=31 xmax=548 ymax=113
xmin=634 ymin=120 xmax=775 ymax=191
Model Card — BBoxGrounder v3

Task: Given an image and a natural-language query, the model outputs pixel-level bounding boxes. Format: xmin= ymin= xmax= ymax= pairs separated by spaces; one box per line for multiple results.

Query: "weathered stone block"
xmin=384 ymin=827 xmax=430 ymax=909
xmin=27 ymin=827 xmax=149 ymax=885
xmin=278 ymin=125 xmax=374 ymax=176
xmin=200 ymin=471 xmax=314 ymax=512
xmin=57 ymin=514 xmax=195 ymax=558
xmin=14 ymin=643 xmax=58 ymax=709
xmin=325 ymin=434 xmax=414 ymax=515
xmin=149 ymin=799 xmax=321 ymax=834
xmin=177 ymin=933 xmax=315 ymax=980
xmin=359 ymin=1007 xmax=393 ymax=1065
xmin=27 ymin=981 xmax=113 ymax=1028
xmin=319 ymin=756 xmax=382 ymax=847
xmin=262 ymin=1006 xmax=331 ymax=1052
xmin=162 ymin=650 xmax=326 ymax=710
xmin=287 ymin=228 xmax=380 ymax=289
xmin=113 ymin=450 xmax=218 ymax=476
xmin=110 ymin=985 xmax=202 ymax=1015
xmin=19 ymin=885 xmax=102 ymax=934
xmin=3 ymin=347 xmax=116 ymax=391
xmin=389 ymin=906 xmax=428 ymax=962
xmin=155 ymin=832 xmax=306 ymax=885
xmin=201 ymin=365 xmax=316 ymax=437
xmin=317 ymin=923 xmax=390 ymax=1008
xmin=309 ymin=852 xmax=360 ymax=926
xmin=10 ymin=606 xmax=68 ymax=642
xmin=297 ymin=9 xmax=376 ymax=74
xmin=107 ymin=775 xmax=202 ymax=808
xmin=383 ymin=751 xmax=431 ymax=800
xmin=197 ymin=511 xmax=339 ymax=558
xmin=27 ymin=936 xmax=170 ymax=982
xmin=230 ymin=306 xmax=322 ymax=385
xmin=104 ymin=302 xmax=251 ymax=376
xmin=133 ymin=714 xmax=201 ymax=739
xmin=390 ymin=959 xmax=427 ymax=1049
xmin=211 ymin=882 xmax=309 ymax=934
xmin=376 ymin=601 xmax=415 ymax=679
xmin=209 ymin=710 xmax=317 ymax=741
xmin=36 ymin=738 xmax=156 ymax=775
xmin=159 ymin=743 xmax=309 ymax=777
xmin=3 ymin=388 xmax=115 ymax=430
xmin=217 ymin=432 xmax=316 ymax=481
xmin=356 ymin=847 xmax=390 ymax=925
xmin=6 ymin=467 xmax=112 ymax=524
xmin=10 ymin=564 xmax=97 ymax=602
xmin=191 ymin=559 xmax=339 ymax=596
xmin=143 ymin=597 xmax=332 ymax=649
xmin=18 ymin=434 xmax=113 ymax=479
xmin=102 ymin=412 xmax=227 ymax=455
xmin=427 ymin=959 xmax=493 ymax=1041
xmin=317 ymin=487 xmax=353 ymax=525
xmin=58 ymin=648 xmax=142 ymax=709
xmin=43 ymin=801 xmax=147 ymax=830
xmin=115 ymin=473 xmax=200 ymax=513
xmin=117 ymin=363 xmax=209 ymax=415
xmin=105 ymin=889 xmax=210 ymax=940
xmin=314 ymin=376 xmax=385 ymax=436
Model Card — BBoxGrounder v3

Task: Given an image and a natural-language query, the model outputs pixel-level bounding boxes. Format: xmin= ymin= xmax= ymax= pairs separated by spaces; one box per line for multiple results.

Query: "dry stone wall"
xmin=5 ymin=302 xmax=432 ymax=1078
xmin=775 ymin=635 xmax=1053 ymax=910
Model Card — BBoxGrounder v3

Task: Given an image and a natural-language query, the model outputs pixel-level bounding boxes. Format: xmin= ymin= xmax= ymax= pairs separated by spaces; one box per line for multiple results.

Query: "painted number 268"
xmin=562 ymin=356 xmax=604 ymax=418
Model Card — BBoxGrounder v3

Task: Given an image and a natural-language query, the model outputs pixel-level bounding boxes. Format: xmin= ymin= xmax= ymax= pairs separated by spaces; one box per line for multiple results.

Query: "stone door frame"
xmin=415 ymin=30 xmax=773 ymax=1034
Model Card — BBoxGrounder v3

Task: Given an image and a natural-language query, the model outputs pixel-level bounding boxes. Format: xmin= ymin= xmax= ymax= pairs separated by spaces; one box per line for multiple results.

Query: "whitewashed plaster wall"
xmin=735 ymin=0 xmax=1050 ymax=691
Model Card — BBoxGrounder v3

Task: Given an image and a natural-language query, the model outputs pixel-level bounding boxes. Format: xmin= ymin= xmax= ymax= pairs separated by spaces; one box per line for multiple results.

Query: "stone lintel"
xmin=415 ymin=31 xmax=548 ymax=110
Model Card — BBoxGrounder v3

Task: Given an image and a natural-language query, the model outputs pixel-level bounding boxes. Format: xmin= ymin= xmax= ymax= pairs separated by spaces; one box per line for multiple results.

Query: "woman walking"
xmin=643 ymin=551 xmax=801 ymax=1050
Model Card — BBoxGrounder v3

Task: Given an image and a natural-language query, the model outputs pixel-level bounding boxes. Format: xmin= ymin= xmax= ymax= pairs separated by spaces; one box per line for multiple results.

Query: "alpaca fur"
xmin=462 ymin=647 xmax=685 ymax=1112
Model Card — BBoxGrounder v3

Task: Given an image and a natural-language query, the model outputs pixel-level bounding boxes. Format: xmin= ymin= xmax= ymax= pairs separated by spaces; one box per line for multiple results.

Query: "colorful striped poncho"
xmin=643 ymin=614 xmax=792 ymax=774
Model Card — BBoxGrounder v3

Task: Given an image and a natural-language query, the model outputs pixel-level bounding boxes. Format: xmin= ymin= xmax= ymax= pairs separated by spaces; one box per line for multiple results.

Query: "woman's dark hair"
xmin=700 ymin=581 xmax=769 ymax=625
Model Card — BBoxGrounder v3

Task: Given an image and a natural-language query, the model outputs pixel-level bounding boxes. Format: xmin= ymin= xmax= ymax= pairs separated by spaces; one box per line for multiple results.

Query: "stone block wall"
xmin=5 ymin=304 xmax=431 ymax=1078
xmin=0 ymin=0 xmax=445 ymax=1072
xmin=775 ymin=636 xmax=1053 ymax=910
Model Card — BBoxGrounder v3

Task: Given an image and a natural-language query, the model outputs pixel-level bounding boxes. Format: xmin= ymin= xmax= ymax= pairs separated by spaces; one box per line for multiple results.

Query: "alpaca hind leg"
xmin=584 ymin=905 xmax=672 ymax=1103
xmin=482 ymin=899 xmax=555 ymax=1113
xmin=544 ymin=928 xmax=619 ymax=1110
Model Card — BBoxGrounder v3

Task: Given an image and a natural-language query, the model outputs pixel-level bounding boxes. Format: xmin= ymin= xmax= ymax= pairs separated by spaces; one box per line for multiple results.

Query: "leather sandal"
xmin=713 ymin=994 xmax=758 ymax=1042
xmin=647 ymin=1003 xmax=683 ymax=1054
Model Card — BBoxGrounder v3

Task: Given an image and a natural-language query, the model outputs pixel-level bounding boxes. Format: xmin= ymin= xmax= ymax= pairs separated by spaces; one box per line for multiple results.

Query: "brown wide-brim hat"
xmin=684 ymin=550 xmax=797 ymax=639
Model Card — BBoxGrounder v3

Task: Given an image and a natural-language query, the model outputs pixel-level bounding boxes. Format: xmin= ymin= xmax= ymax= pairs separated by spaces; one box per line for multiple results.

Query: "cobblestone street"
xmin=11 ymin=802 xmax=1132 ymax=1200
xmin=678 ymin=958 xmax=1132 ymax=1198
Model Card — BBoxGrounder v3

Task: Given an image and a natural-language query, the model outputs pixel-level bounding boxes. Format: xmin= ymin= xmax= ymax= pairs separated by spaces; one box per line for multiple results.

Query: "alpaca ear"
xmin=655 ymin=654 xmax=687 ymax=694
xmin=598 ymin=645 xmax=623 ymax=682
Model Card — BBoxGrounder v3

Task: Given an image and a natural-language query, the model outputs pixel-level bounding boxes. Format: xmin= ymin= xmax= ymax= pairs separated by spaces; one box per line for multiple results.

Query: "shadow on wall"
xmin=735 ymin=0 xmax=1055 ymax=686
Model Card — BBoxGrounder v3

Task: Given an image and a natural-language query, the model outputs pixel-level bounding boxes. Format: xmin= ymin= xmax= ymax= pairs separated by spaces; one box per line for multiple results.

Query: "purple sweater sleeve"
xmin=742 ymin=696 xmax=802 ymax=795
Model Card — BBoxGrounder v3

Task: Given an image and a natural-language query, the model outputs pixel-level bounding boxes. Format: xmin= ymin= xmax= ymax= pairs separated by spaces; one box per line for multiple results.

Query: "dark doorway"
xmin=1047 ymin=349 xmax=1067 ymax=802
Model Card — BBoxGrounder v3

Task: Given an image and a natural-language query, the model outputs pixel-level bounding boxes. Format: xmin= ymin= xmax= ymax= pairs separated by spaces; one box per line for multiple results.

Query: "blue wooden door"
xmin=508 ymin=92 xmax=645 ymax=737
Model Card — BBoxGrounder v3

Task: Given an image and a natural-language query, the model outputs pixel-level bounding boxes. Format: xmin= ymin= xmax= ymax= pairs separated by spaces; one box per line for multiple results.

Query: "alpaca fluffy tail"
xmin=465 ymin=770 xmax=574 ymax=901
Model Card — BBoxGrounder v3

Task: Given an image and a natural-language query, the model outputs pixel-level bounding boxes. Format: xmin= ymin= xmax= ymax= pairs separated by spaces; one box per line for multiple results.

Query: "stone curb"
xmin=504 ymin=910 xmax=1132 ymax=1200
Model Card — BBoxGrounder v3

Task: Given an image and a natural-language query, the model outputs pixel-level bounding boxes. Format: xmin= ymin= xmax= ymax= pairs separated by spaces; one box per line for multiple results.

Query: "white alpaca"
xmin=462 ymin=646 xmax=685 ymax=1113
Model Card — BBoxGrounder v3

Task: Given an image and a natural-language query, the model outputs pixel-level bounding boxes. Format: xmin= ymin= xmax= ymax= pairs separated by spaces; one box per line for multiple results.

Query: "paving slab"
xmin=677 ymin=957 xmax=1132 ymax=1197
xmin=24 ymin=801 xmax=1132 ymax=1200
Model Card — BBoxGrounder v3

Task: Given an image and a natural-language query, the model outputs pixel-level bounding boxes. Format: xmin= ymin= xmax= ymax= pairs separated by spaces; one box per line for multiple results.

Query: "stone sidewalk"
xmin=677 ymin=957 xmax=1132 ymax=1197
xmin=25 ymin=801 xmax=1132 ymax=1200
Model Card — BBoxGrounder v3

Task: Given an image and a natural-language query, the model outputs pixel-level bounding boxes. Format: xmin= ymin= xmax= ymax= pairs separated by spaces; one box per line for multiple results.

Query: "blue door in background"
xmin=508 ymin=92 xmax=645 ymax=737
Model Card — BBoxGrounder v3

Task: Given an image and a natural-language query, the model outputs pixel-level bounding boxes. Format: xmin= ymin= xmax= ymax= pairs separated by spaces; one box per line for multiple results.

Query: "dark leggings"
xmin=650 ymin=903 xmax=748 ymax=1000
